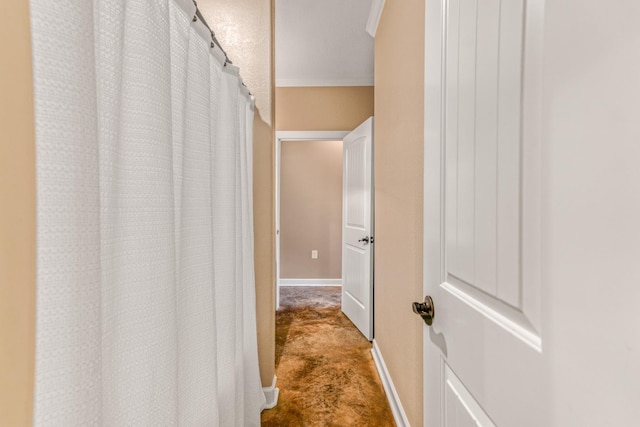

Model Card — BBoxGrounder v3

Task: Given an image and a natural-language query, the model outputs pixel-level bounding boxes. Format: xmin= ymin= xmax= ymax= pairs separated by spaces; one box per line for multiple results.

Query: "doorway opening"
xmin=275 ymin=131 xmax=349 ymax=309
xmin=275 ymin=117 xmax=374 ymax=341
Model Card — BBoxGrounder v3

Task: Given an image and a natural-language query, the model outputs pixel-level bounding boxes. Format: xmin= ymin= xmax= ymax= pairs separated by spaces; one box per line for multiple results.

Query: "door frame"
xmin=274 ymin=131 xmax=350 ymax=309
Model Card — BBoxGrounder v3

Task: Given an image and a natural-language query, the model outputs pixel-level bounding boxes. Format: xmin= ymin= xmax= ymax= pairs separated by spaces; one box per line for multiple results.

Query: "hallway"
xmin=261 ymin=287 xmax=395 ymax=426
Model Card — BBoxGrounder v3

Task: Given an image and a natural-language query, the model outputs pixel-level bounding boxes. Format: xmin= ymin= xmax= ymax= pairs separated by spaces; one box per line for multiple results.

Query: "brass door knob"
xmin=412 ymin=296 xmax=435 ymax=326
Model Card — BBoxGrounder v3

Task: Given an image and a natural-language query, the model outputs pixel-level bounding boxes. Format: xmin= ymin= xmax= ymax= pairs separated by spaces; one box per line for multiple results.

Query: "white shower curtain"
xmin=30 ymin=0 xmax=265 ymax=425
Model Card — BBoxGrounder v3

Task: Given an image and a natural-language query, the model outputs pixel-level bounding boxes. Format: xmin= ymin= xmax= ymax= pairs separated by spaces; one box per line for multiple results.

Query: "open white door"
xmin=342 ymin=117 xmax=374 ymax=340
xmin=423 ymin=0 xmax=640 ymax=426
xmin=423 ymin=0 xmax=545 ymax=423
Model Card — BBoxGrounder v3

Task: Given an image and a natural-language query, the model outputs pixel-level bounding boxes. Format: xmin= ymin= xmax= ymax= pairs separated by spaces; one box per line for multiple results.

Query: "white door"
xmin=342 ymin=117 xmax=374 ymax=340
xmin=423 ymin=0 xmax=640 ymax=426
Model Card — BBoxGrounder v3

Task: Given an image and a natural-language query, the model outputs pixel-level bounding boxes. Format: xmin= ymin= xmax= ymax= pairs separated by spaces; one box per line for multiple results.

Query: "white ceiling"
xmin=275 ymin=0 xmax=375 ymax=87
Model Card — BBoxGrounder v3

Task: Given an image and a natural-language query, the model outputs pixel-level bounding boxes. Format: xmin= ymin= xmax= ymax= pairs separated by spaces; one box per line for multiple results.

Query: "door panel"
xmin=344 ymin=245 xmax=366 ymax=308
xmin=444 ymin=0 xmax=529 ymax=317
xmin=345 ymin=137 xmax=367 ymax=229
xmin=444 ymin=363 xmax=494 ymax=427
xmin=342 ymin=117 xmax=374 ymax=340
xmin=442 ymin=0 xmax=540 ymax=351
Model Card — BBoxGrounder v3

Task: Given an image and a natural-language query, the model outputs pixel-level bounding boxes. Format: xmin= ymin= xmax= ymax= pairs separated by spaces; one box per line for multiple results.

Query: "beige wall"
xmin=373 ymin=0 xmax=425 ymax=425
xmin=199 ymin=0 xmax=275 ymax=386
xmin=276 ymin=86 xmax=374 ymax=131
xmin=0 ymin=1 xmax=36 ymax=426
xmin=280 ymin=140 xmax=343 ymax=279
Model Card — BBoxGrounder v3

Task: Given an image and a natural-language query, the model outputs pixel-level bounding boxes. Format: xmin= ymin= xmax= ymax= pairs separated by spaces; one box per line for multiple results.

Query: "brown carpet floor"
xmin=261 ymin=286 xmax=396 ymax=427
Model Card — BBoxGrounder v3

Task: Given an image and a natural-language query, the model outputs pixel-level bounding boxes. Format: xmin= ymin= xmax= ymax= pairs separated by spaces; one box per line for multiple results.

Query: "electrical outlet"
xmin=311 ymin=250 xmax=318 ymax=259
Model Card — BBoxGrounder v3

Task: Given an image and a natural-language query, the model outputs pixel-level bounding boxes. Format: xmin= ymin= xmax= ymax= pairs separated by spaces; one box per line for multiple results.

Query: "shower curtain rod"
xmin=192 ymin=1 xmax=253 ymax=96
xmin=192 ymin=1 xmax=232 ymax=65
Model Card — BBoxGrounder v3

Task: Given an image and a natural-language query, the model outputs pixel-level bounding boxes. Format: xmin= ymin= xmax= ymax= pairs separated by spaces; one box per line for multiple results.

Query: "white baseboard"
xmin=371 ymin=340 xmax=411 ymax=427
xmin=279 ymin=279 xmax=342 ymax=287
xmin=261 ymin=375 xmax=279 ymax=410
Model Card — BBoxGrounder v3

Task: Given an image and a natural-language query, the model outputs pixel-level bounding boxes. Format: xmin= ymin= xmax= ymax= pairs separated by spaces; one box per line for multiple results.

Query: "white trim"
xmin=366 ymin=0 xmax=386 ymax=38
xmin=276 ymin=131 xmax=350 ymax=142
xmin=261 ymin=375 xmax=279 ymax=411
xmin=276 ymin=77 xmax=374 ymax=87
xmin=275 ymin=131 xmax=351 ymax=310
xmin=279 ymin=279 xmax=342 ymax=287
xmin=423 ymin=0 xmax=445 ymax=425
xmin=371 ymin=340 xmax=411 ymax=427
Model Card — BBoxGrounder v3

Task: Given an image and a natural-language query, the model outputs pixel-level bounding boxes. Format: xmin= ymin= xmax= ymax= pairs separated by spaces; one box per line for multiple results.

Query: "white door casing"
xmin=342 ymin=117 xmax=374 ymax=340
xmin=275 ymin=131 xmax=349 ymax=309
xmin=424 ymin=0 xmax=640 ymax=426
xmin=424 ymin=0 xmax=545 ymax=425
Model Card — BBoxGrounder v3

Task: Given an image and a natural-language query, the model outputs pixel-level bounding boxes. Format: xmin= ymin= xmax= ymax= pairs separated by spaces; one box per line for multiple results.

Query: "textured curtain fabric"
xmin=31 ymin=0 xmax=265 ymax=425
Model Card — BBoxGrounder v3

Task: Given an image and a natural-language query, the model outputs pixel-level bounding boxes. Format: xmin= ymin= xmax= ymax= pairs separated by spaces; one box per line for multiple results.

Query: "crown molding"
xmin=275 ymin=77 xmax=374 ymax=87
xmin=365 ymin=0 xmax=386 ymax=37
